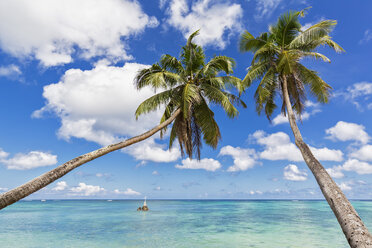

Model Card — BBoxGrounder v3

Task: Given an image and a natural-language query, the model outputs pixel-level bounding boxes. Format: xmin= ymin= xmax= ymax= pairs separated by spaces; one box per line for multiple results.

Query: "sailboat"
xmin=137 ymin=196 xmax=149 ymax=211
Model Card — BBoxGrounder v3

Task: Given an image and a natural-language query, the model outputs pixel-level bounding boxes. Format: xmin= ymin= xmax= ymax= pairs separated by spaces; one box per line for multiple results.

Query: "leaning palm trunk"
xmin=0 ymin=109 xmax=181 ymax=210
xmin=282 ymin=76 xmax=372 ymax=247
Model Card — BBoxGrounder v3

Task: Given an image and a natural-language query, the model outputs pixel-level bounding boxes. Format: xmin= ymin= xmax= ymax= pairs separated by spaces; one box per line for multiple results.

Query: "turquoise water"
xmin=1 ymin=200 xmax=371 ymax=247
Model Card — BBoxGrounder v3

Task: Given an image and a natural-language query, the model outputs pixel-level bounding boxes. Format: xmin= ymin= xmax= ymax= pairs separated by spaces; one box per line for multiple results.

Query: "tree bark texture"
xmin=0 ymin=109 xmax=181 ymax=210
xmin=282 ymin=76 xmax=372 ymax=248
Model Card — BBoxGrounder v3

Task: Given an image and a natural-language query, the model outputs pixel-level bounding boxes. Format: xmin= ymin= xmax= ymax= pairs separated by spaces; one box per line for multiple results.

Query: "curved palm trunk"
xmin=0 ymin=109 xmax=181 ymax=210
xmin=282 ymin=76 xmax=372 ymax=247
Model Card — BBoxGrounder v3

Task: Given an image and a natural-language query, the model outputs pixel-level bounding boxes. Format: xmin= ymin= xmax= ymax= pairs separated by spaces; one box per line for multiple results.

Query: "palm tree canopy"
xmin=134 ymin=30 xmax=246 ymax=159
xmin=239 ymin=8 xmax=344 ymax=120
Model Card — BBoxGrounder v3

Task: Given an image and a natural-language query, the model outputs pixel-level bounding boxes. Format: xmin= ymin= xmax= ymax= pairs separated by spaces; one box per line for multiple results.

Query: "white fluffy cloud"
xmin=311 ymin=147 xmax=344 ymax=162
xmin=219 ymin=145 xmax=258 ymax=172
xmin=341 ymin=159 xmax=372 ymax=175
xmin=272 ymin=101 xmax=321 ymax=126
xmin=125 ymin=138 xmax=181 ymax=162
xmin=70 ymin=183 xmax=105 ymax=196
xmin=272 ymin=114 xmax=288 ymax=125
xmin=52 ymin=181 xmax=68 ymax=191
xmin=0 ymin=149 xmax=9 ymax=159
xmin=253 ymin=130 xmax=343 ymax=162
xmin=326 ymin=121 xmax=370 ymax=144
xmin=338 ymin=182 xmax=352 ymax=191
xmin=254 ymin=0 xmax=282 ymax=21
xmin=33 ymin=63 xmax=160 ymax=145
xmin=283 ymin=164 xmax=307 ymax=181
xmin=0 ymin=0 xmax=157 ymax=66
xmin=33 ymin=63 xmax=177 ymax=162
xmin=175 ymin=158 xmax=221 ymax=171
xmin=114 ymin=188 xmax=141 ymax=195
xmin=164 ymin=0 xmax=243 ymax=48
xmin=1 ymin=150 xmax=57 ymax=170
xmin=327 ymin=159 xmax=372 ymax=178
xmin=350 ymin=145 xmax=372 ymax=161
xmin=326 ymin=166 xmax=345 ymax=179
xmin=0 ymin=64 xmax=21 ymax=78
xmin=253 ymin=130 xmax=301 ymax=161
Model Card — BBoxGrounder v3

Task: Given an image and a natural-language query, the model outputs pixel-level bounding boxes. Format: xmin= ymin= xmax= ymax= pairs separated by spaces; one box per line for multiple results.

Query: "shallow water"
xmin=1 ymin=200 xmax=371 ymax=247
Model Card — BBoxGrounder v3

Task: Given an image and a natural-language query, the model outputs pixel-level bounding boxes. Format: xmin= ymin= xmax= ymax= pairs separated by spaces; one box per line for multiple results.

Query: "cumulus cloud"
xmin=254 ymin=0 xmax=282 ymax=21
xmin=219 ymin=145 xmax=258 ymax=172
xmin=0 ymin=64 xmax=21 ymax=78
xmin=350 ymin=145 xmax=372 ymax=161
xmin=1 ymin=150 xmax=57 ymax=170
xmin=341 ymin=159 xmax=372 ymax=175
xmin=311 ymin=147 xmax=344 ymax=162
xmin=338 ymin=182 xmax=352 ymax=191
xmin=326 ymin=166 xmax=344 ymax=179
xmin=0 ymin=149 xmax=9 ymax=159
xmin=253 ymin=130 xmax=301 ymax=161
xmin=33 ymin=63 xmax=178 ymax=162
xmin=326 ymin=121 xmax=370 ymax=144
xmin=70 ymin=183 xmax=105 ymax=196
xmin=164 ymin=0 xmax=243 ymax=48
xmin=34 ymin=63 xmax=157 ymax=145
xmin=272 ymin=101 xmax=321 ymax=126
xmin=0 ymin=0 xmax=158 ymax=66
xmin=272 ymin=114 xmax=288 ymax=125
xmin=52 ymin=181 xmax=68 ymax=191
xmin=125 ymin=138 xmax=181 ymax=162
xmin=114 ymin=188 xmax=141 ymax=195
xmin=175 ymin=158 xmax=221 ymax=171
xmin=327 ymin=159 xmax=372 ymax=179
xmin=283 ymin=164 xmax=307 ymax=181
xmin=253 ymin=130 xmax=343 ymax=162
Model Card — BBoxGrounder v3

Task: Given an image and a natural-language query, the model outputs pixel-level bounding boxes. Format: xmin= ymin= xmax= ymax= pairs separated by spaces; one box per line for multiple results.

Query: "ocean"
xmin=1 ymin=200 xmax=371 ymax=247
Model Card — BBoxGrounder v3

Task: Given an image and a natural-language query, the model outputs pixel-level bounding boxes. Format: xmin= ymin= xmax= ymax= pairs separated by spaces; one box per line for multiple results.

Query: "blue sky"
xmin=0 ymin=0 xmax=372 ymax=200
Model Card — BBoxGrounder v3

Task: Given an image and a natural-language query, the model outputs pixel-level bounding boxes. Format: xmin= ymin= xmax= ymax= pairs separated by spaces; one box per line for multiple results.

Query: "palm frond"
xmin=270 ymin=10 xmax=301 ymax=48
xmin=220 ymin=76 xmax=245 ymax=95
xmin=201 ymin=56 xmax=235 ymax=76
xmin=160 ymin=54 xmax=184 ymax=74
xmin=201 ymin=84 xmax=238 ymax=118
xmin=239 ymin=31 xmax=269 ymax=52
xmin=289 ymin=20 xmax=337 ymax=50
xmin=182 ymin=83 xmax=201 ymax=118
xmin=134 ymin=64 xmax=162 ymax=89
xmin=296 ymin=63 xmax=331 ymax=103
xmin=194 ymin=99 xmax=221 ymax=149
xmin=252 ymin=42 xmax=279 ymax=64
xmin=135 ymin=88 xmax=175 ymax=119
xmin=254 ymin=67 xmax=277 ymax=118
xmin=242 ymin=62 xmax=271 ymax=88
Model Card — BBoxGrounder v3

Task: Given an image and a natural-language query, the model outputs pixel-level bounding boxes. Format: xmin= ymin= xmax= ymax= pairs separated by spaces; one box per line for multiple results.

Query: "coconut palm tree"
xmin=0 ymin=31 xmax=245 ymax=210
xmin=239 ymin=9 xmax=372 ymax=247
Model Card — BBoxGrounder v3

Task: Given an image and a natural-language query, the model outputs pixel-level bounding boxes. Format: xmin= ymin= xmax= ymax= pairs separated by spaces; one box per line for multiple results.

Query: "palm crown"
xmin=239 ymin=8 xmax=344 ymax=120
xmin=135 ymin=31 xmax=245 ymax=159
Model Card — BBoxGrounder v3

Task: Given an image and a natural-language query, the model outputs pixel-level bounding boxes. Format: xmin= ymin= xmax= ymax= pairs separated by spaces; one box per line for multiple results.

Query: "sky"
xmin=0 ymin=0 xmax=372 ymax=200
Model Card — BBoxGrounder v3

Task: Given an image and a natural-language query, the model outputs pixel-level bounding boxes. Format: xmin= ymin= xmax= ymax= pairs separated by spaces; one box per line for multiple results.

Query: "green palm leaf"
xmin=135 ymin=30 xmax=243 ymax=159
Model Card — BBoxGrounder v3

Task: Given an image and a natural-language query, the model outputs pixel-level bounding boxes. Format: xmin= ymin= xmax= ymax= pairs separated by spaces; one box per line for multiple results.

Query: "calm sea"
xmin=1 ymin=200 xmax=371 ymax=247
